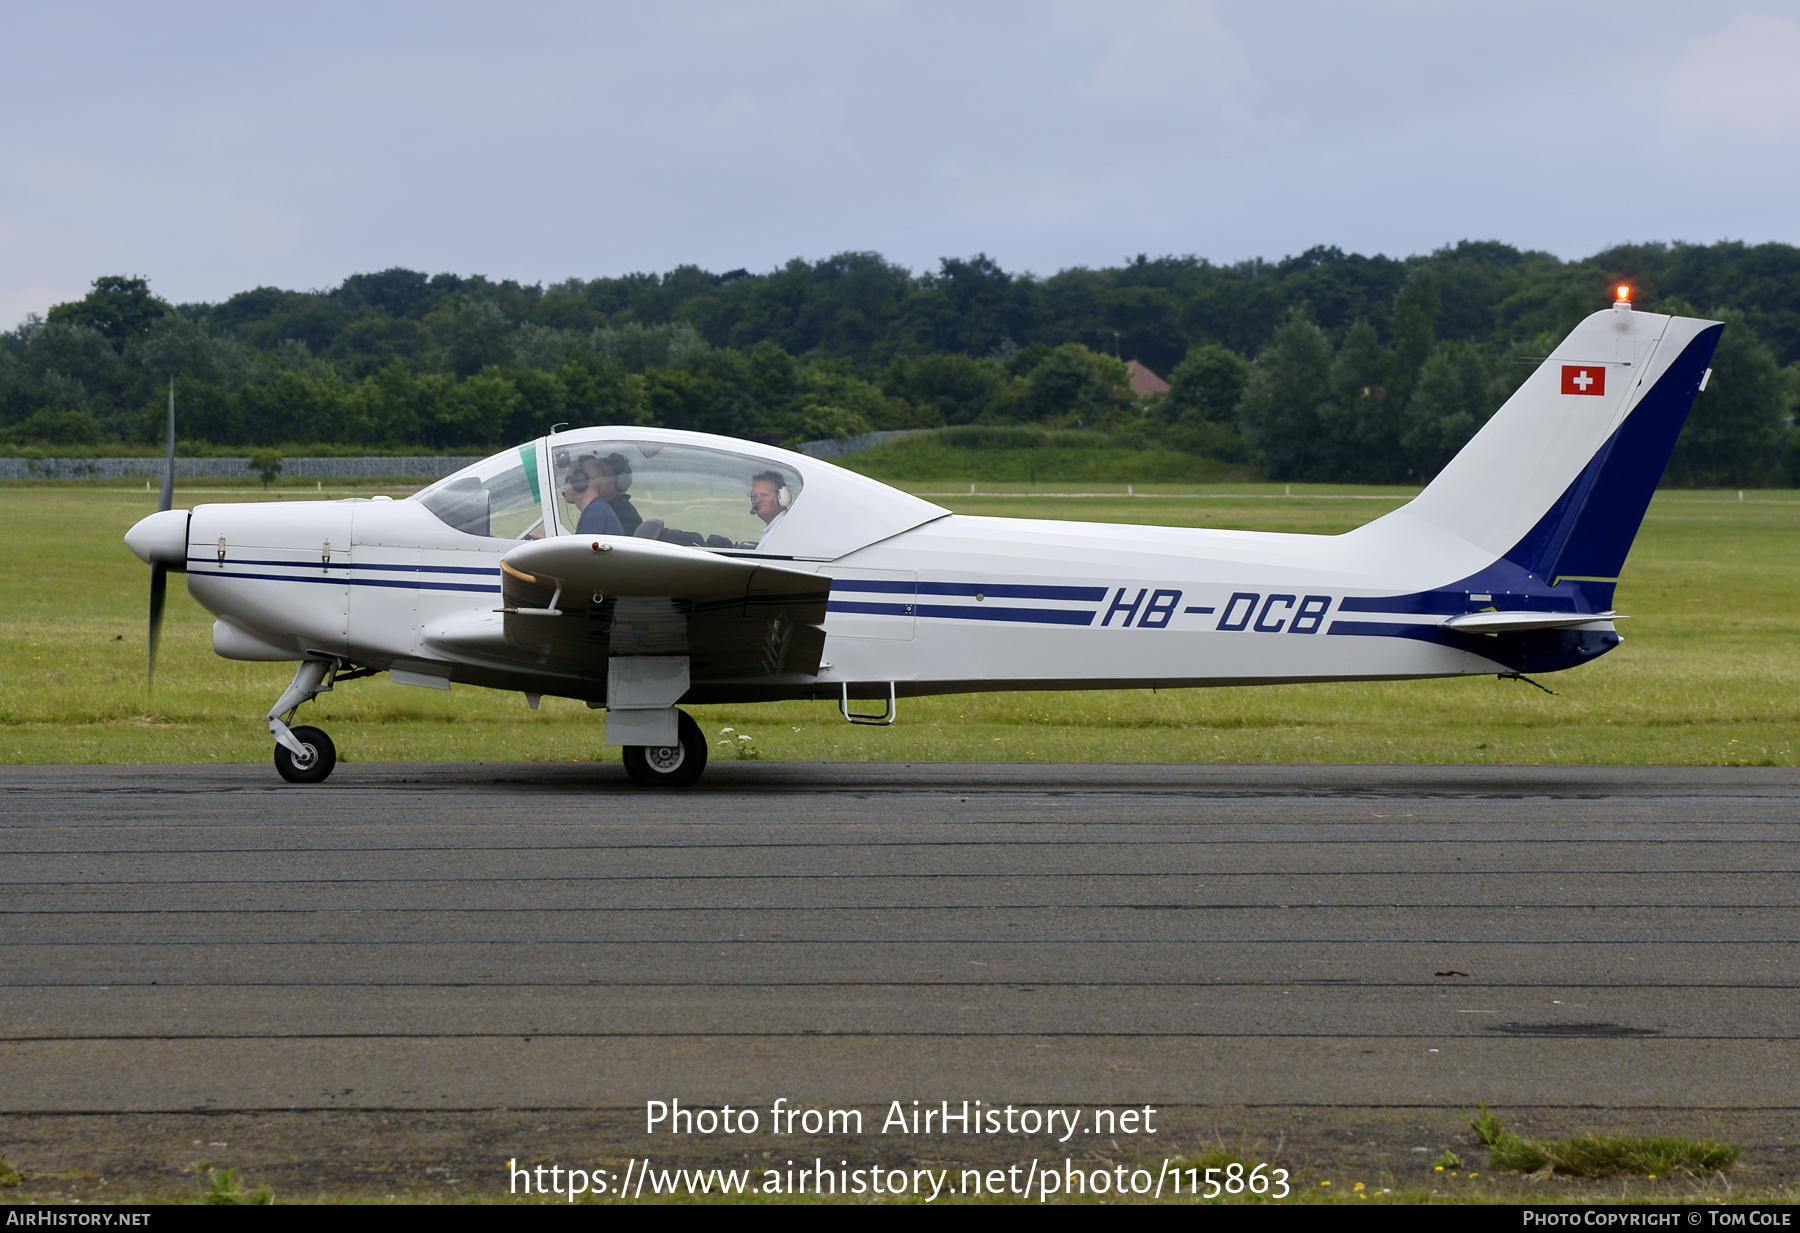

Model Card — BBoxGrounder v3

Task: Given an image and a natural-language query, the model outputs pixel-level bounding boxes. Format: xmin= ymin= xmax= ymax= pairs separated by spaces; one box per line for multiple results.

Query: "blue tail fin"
xmin=1337 ymin=308 xmax=1722 ymax=674
xmin=1366 ymin=307 xmax=1723 ymax=610
xmin=1503 ymin=319 xmax=1722 ymax=592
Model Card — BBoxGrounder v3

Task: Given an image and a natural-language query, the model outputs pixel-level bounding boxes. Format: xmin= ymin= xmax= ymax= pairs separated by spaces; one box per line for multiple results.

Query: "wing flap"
xmin=495 ymin=537 xmax=830 ymax=680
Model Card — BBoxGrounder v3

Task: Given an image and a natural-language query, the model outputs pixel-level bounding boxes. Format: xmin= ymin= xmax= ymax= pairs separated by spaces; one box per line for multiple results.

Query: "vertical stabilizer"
xmin=1361 ymin=308 xmax=1722 ymax=604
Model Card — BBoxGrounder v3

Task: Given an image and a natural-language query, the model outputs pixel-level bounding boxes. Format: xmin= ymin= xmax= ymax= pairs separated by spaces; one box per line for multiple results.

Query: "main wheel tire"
xmin=274 ymin=725 xmax=337 ymax=784
xmin=622 ymin=710 xmax=707 ymax=788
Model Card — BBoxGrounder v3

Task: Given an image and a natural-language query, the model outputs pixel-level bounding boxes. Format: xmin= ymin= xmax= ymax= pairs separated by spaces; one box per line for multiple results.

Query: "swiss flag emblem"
xmin=1561 ymin=365 xmax=1606 ymax=396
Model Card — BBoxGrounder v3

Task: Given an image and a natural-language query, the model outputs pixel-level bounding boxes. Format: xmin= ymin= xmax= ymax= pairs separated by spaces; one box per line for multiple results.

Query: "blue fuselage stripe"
xmin=829 ymin=601 xmax=912 ymax=616
xmin=827 ymin=600 xmax=1097 ymax=626
xmin=1327 ymin=619 xmax=1438 ymax=638
xmin=188 ymin=556 xmax=495 ymax=576
xmin=199 ymin=568 xmax=500 ymax=594
xmin=830 ymin=580 xmax=1107 ymax=601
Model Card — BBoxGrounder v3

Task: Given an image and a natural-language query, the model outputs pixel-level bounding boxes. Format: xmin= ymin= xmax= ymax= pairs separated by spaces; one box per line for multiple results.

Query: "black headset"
xmin=564 ymin=455 xmax=600 ymax=494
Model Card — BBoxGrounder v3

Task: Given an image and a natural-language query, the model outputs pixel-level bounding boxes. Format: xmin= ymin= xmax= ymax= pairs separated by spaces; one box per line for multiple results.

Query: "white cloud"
xmin=1078 ymin=0 xmax=1256 ymax=109
xmin=1662 ymin=12 xmax=1800 ymax=149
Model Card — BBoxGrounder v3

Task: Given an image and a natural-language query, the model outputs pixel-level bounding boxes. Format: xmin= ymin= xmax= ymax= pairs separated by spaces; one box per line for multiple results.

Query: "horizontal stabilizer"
xmin=1440 ymin=610 xmax=1625 ymax=633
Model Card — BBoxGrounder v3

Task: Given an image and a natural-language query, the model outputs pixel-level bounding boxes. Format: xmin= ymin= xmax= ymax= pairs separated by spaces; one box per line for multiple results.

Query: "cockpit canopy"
xmin=412 ymin=427 xmax=946 ymax=560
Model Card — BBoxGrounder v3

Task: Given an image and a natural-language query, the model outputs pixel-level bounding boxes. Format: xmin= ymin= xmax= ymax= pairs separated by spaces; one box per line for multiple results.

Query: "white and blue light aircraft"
xmin=125 ymin=297 xmax=1721 ymax=787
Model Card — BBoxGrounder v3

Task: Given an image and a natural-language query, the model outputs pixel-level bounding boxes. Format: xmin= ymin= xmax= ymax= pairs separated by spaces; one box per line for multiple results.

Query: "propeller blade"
xmin=148 ymin=562 xmax=167 ymax=686
xmin=158 ymin=377 xmax=176 ymax=513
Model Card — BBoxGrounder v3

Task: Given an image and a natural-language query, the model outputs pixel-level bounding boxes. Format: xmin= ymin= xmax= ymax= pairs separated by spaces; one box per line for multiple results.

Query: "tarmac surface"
xmin=2 ymin=760 xmax=1797 ymax=1200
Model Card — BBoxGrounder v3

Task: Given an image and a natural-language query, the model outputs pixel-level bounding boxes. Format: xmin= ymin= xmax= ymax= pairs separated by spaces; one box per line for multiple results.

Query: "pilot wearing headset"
xmin=593 ymin=453 xmax=642 ymax=536
xmin=749 ymin=470 xmax=791 ymax=541
xmin=565 ymin=455 xmax=624 ymax=536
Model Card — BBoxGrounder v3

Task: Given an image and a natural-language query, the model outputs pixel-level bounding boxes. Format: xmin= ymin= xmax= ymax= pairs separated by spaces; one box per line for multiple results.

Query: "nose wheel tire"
xmin=274 ymin=726 xmax=338 ymax=784
xmin=622 ymin=710 xmax=707 ymax=788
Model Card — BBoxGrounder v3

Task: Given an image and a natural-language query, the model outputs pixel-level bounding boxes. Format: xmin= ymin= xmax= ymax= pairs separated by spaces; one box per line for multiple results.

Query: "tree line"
xmin=3 ymin=239 xmax=1795 ymax=485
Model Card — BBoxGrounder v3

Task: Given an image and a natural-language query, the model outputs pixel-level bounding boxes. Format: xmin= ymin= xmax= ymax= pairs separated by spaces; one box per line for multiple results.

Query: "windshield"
xmin=549 ymin=437 xmax=803 ymax=549
xmin=411 ymin=429 xmax=945 ymax=559
xmin=413 ymin=444 xmax=544 ymax=539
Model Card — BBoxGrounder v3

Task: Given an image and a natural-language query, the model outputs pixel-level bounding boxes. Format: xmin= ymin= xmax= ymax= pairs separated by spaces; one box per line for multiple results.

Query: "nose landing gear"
xmin=268 ymin=659 xmax=345 ymax=784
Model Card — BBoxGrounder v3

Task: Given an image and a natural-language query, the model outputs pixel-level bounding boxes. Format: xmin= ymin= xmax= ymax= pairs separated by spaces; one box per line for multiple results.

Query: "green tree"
xmin=131 ymin=313 xmax=255 ymax=407
xmin=1389 ymin=266 xmax=1440 ymax=406
xmin=641 ymin=349 xmax=757 ymax=437
xmin=1316 ymin=318 xmax=1403 ymax=482
xmin=327 ymin=314 xmax=439 ymax=378
xmin=881 ymin=353 xmax=1006 ymax=426
xmin=795 ymin=360 xmax=904 ymax=432
xmin=1163 ymin=342 xmax=1251 ymax=458
xmin=339 ymin=267 xmax=434 ymax=317
xmin=1020 ymin=344 xmax=1128 ymax=426
xmin=509 ymin=323 xmax=586 ymax=371
xmin=897 ymin=254 xmax=1038 ymax=356
xmin=1 ymin=316 xmax=124 ymax=428
xmin=340 ymin=362 xmax=424 ymax=446
xmin=5 ymin=407 xmax=105 ymax=447
xmin=1237 ymin=308 xmax=1334 ymax=480
xmin=45 ymin=276 xmax=171 ymax=349
xmin=435 ymin=299 xmax=514 ymax=377
xmin=747 ymin=340 xmax=799 ymax=417
xmin=1401 ymin=341 xmax=1497 ymax=480
xmin=1167 ymin=343 xmax=1250 ymax=424
xmin=1667 ymin=310 xmax=1790 ymax=486
xmin=142 ymin=376 xmax=243 ymax=445
xmin=248 ymin=449 xmax=284 ymax=489
xmin=209 ymin=285 xmax=352 ymax=355
xmin=557 ymin=357 xmax=647 ymax=428
xmin=237 ymin=371 xmax=350 ymax=445
xmin=437 ymin=370 xmax=522 ymax=448
xmin=592 ymin=321 xmax=708 ymax=371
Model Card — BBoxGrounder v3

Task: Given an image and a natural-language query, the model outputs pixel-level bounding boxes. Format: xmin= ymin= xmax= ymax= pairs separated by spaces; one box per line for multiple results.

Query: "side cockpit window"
xmin=550 ymin=439 xmax=802 ymax=551
xmin=414 ymin=445 xmax=544 ymax=540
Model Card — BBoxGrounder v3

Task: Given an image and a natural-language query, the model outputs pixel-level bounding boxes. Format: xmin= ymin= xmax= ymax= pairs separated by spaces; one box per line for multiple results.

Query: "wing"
xmin=471 ymin=536 xmax=830 ymax=681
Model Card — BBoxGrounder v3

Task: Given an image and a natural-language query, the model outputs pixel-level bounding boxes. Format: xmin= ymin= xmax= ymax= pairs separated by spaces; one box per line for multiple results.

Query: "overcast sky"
xmin=5 ymin=0 xmax=1799 ymax=327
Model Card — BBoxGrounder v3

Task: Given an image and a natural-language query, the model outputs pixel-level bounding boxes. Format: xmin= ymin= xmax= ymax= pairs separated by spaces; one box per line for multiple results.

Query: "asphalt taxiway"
xmin=2 ymin=761 xmax=1796 ymax=1194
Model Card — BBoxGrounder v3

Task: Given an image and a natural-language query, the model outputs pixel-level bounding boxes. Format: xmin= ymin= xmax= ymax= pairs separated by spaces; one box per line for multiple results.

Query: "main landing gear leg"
xmin=269 ymin=659 xmax=338 ymax=784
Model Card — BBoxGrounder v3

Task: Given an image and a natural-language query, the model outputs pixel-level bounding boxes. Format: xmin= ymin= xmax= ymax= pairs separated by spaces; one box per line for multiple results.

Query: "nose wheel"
xmin=274 ymin=725 xmax=337 ymax=784
xmin=622 ymin=709 xmax=707 ymax=788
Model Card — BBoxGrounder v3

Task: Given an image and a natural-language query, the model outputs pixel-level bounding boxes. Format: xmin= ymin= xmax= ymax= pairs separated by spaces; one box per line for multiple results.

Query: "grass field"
xmin=834 ymin=427 xmax=1250 ymax=485
xmin=2 ymin=481 xmax=1796 ymax=768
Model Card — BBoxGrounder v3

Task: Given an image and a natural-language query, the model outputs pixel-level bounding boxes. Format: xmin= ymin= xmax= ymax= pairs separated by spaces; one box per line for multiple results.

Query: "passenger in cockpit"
xmin=594 ymin=453 xmax=643 ymax=536
xmin=565 ymin=456 xmax=624 ymax=536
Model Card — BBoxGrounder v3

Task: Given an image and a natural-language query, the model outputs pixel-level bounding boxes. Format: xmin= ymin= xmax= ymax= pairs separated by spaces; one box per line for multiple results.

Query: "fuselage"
xmin=177 ymin=460 xmax=1613 ymax=708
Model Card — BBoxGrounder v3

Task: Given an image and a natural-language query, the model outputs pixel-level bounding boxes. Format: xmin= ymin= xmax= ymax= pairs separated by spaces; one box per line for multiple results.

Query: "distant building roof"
xmin=1125 ymin=360 xmax=1170 ymax=397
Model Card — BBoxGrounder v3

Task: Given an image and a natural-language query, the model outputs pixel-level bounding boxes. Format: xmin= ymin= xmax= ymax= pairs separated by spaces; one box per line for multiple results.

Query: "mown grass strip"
xmin=1471 ymin=1104 xmax=1738 ymax=1177
xmin=5 ymin=485 xmax=1797 ymax=768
